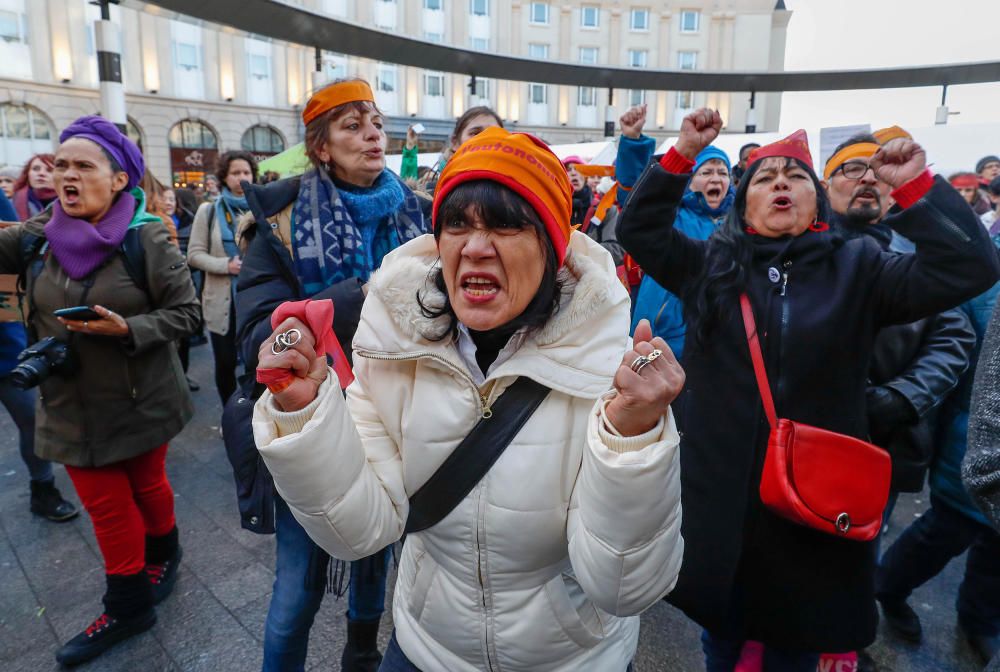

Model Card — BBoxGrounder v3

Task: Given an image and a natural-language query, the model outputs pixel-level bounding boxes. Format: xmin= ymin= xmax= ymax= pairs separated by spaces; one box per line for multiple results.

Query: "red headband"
xmin=748 ymin=129 xmax=813 ymax=171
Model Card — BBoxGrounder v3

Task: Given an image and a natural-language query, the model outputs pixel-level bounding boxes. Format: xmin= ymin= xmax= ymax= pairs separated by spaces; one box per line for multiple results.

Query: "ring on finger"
xmin=630 ymin=355 xmax=649 ymax=373
xmin=646 ymin=349 xmax=663 ymax=363
xmin=270 ymin=328 xmax=303 ymax=355
xmin=633 ymin=358 xmax=653 ymax=375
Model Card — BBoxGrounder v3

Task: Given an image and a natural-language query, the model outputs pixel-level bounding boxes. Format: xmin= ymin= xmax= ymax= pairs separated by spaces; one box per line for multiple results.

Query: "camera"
xmin=9 ymin=337 xmax=77 ymax=389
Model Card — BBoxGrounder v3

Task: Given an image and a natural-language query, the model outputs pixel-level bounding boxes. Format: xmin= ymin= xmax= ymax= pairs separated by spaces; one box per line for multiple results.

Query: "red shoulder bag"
xmin=740 ymin=294 xmax=891 ymax=542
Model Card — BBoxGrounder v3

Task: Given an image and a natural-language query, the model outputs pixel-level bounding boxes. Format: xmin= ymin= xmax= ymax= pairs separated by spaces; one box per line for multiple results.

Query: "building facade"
xmin=0 ymin=0 xmax=789 ymax=186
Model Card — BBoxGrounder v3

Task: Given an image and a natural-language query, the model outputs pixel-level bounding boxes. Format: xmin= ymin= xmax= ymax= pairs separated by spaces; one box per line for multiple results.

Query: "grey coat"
xmin=964 ymin=300 xmax=1000 ymax=528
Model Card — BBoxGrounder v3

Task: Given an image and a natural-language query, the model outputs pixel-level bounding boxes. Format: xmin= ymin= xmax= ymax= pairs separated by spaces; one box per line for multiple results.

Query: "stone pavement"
xmin=0 ymin=344 xmax=989 ymax=671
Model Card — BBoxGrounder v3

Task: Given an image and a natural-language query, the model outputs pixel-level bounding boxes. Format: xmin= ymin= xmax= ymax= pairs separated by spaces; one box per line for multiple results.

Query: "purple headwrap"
xmin=59 ymin=115 xmax=145 ymax=189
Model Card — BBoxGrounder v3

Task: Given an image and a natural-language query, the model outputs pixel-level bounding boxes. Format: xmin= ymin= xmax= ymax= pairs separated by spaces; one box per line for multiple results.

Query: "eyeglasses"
xmin=835 ymin=161 xmax=877 ymax=181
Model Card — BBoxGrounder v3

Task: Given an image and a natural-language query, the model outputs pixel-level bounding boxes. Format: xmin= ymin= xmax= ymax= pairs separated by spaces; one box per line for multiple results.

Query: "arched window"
xmin=168 ymin=119 xmax=219 ymax=188
xmin=126 ymin=117 xmax=144 ymax=153
xmin=0 ymin=103 xmax=55 ymax=169
xmin=241 ymin=124 xmax=285 ymax=161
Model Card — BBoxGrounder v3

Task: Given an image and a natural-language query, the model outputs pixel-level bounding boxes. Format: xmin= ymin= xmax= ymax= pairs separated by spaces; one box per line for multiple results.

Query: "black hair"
xmin=417 ymin=180 xmax=563 ymax=341
xmin=98 ymin=148 xmax=123 ymax=174
xmin=684 ymin=156 xmax=831 ymax=348
xmin=215 ymin=150 xmax=259 ymax=186
xmin=739 ymin=143 xmax=761 ymax=160
xmin=831 ymin=133 xmax=879 ymax=157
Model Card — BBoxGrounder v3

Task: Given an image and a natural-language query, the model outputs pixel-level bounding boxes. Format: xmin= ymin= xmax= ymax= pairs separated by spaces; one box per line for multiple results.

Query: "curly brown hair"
xmin=215 ymin=150 xmax=259 ymax=186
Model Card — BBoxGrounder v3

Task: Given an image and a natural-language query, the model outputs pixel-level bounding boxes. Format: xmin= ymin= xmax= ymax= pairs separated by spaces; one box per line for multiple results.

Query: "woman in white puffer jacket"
xmin=252 ymin=128 xmax=685 ymax=672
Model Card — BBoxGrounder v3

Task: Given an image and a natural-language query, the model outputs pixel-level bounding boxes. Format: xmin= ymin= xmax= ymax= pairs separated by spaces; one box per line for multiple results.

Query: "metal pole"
xmin=745 ymin=90 xmax=757 ymax=133
xmin=92 ymin=1 xmax=125 ymax=132
xmin=604 ymin=86 xmax=615 ymax=137
xmin=312 ymin=46 xmax=327 ymax=94
xmin=935 ymin=84 xmax=949 ymax=125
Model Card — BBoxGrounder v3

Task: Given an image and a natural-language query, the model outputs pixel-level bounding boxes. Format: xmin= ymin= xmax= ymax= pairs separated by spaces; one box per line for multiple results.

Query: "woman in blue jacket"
xmin=617 ymin=104 xmax=734 ymax=359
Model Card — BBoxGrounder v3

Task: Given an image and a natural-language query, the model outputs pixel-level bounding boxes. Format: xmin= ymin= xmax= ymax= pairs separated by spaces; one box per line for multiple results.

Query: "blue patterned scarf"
xmin=292 ymin=168 xmax=427 ymax=295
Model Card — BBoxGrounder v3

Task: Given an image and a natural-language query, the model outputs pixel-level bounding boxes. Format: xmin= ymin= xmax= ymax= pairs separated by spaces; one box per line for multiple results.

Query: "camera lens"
xmin=9 ymin=359 xmax=47 ymax=389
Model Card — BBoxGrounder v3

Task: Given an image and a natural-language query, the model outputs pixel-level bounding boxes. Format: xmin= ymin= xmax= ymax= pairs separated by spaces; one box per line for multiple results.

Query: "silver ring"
xmin=646 ymin=349 xmax=663 ymax=363
xmin=633 ymin=358 xmax=653 ymax=375
xmin=270 ymin=328 xmax=302 ymax=355
xmin=630 ymin=355 xmax=648 ymax=373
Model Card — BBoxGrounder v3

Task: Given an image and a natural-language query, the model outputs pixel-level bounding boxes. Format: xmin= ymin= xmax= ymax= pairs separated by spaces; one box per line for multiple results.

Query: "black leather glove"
xmin=866 ymin=386 xmax=918 ymax=441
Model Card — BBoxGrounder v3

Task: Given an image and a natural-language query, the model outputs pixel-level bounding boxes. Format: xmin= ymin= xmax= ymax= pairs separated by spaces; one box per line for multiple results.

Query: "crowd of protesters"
xmin=0 ymin=77 xmax=999 ymax=672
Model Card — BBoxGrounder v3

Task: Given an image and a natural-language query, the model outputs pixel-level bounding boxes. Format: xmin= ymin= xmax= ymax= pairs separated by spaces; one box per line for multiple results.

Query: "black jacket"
xmin=223 ymin=176 xmax=430 ymax=533
xmin=833 ymin=216 xmax=976 ymax=492
xmin=618 ymin=165 xmax=1000 ymax=652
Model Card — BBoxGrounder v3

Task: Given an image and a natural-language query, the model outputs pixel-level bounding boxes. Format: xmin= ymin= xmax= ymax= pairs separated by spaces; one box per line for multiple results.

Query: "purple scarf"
xmin=43 ymin=192 xmax=136 ymax=280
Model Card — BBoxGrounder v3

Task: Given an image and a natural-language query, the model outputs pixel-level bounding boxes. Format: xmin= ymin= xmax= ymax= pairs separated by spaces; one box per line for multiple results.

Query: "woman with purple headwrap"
xmin=0 ymin=115 xmax=200 ymax=665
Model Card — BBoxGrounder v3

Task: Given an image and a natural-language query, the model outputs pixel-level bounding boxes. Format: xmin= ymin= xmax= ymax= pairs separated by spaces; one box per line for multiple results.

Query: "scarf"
xmin=292 ymin=168 xmax=427 ymax=295
xmin=44 ymin=191 xmax=136 ymax=280
xmin=214 ymin=188 xmax=249 ymax=259
xmin=14 ymin=186 xmax=57 ymax=222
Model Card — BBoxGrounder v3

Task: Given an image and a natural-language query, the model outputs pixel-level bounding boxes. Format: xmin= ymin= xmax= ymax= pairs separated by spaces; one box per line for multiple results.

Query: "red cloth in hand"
xmin=256 ymin=298 xmax=355 ymax=391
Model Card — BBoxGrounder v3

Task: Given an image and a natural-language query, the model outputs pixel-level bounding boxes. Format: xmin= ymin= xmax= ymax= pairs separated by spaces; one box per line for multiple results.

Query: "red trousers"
xmin=66 ymin=444 xmax=176 ymax=576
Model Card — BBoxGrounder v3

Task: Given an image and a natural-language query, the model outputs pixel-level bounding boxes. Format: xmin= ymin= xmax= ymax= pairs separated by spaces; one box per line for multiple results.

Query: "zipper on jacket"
xmin=355 ymin=348 xmax=495 ymax=418
xmin=922 ymin=198 xmax=972 ymax=244
xmin=474 ymin=482 xmax=497 ymax=671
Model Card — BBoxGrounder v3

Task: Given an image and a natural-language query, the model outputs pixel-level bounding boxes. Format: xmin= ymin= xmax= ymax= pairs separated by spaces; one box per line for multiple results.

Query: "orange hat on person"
xmin=433 ymin=126 xmax=574 ymax=265
xmin=873 ymin=125 xmax=913 ymax=145
xmin=747 ymin=129 xmax=814 ymax=171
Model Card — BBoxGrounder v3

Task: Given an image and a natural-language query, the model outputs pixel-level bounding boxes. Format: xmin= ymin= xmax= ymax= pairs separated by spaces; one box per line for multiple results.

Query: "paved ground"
xmin=0 ymin=344 xmax=990 ymax=671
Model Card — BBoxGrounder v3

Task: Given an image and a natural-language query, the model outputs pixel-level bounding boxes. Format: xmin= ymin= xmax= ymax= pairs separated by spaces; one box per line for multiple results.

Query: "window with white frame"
xmin=376 ymin=65 xmax=396 ymax=93
xmin=173 ymin=42 xmax=199 ymax=71
xmin=680 ymin=10 xmax=700 ymax=33
xmin=579 ymin=46 xmax=598 ymax=65
xmin=629 ymin=90 xmax=646 ymax=106
xmin=580 ymin=5 xmax=599 ymax=28
xmin=470 ymin=0 xmax=488 ymax=16
xmin=528 ymin=43 xmax=549 ymax=59
xmin=424 ymin=0 xmax=442 ymax=7
xmin=424 ymin=73 xmax=444 ymax=97
xmin=424 ymin=32 xmax=443 ymax=43
xmin=628 ymin=49 xmax=647 ymax=68
xmin=170 ymin=20 xmax=204 ymax=99
xmin=469 ymin=37 xmax=489 ymax=51
xmin=577 ymin=87 xmax=596 ymax=106
xmin=374 ymin=0 xmax=397 ymax=29
xmin=529 ymin=2 xmax=549 ymax=24
xmin=630 ymin=8 xmax=649 ymax=31
xmin=678 ymin=51 xmax=697 ymax=70
xmin=676 ymin=91 xmax=694 ymax=109
xmin=472 ymin=77 xmax=490 ymax=99
xmin=529 ymin=83 xmax=547 ymax=104
xmin=0 ymin=4 xmax=28 ymax=45
xmin=321 ymin=0 xmax=347 ymax=16
xmin=0 ymin=103 xmax=54 ymax=169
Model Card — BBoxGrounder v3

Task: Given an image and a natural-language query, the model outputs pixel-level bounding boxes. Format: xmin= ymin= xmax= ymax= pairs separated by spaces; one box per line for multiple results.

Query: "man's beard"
xmin=845 ymin=187 xmax=883 ymax=223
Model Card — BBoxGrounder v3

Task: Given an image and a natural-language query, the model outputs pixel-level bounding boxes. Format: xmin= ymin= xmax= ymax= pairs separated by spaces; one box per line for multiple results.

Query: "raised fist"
xmin=674 ymin=108 xmax=723 ymax=161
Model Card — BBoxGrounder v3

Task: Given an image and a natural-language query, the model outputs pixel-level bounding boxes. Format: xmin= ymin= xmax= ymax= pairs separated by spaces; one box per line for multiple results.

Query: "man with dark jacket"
xmin=823 ymin=133 xmax=983 ymax=664
xmin=824 ymin=133 xmax=976 ymax=499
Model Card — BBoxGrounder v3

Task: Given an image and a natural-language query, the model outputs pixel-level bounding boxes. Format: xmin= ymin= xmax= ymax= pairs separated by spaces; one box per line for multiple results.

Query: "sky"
xmin=778 ymin=0 xmax=1000 ymax=132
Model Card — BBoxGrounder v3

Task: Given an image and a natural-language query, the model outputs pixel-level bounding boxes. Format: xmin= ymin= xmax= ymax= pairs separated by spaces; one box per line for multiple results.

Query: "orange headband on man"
xmin=823 ymin=142 xmax=880 ymax=180
xmin=434 ymin=127 xmax=573 ymax=265
xmin=873 ymin=126 xmax=912 ymax=145
xmin=302 ymin=80 xmax=375 ymax=126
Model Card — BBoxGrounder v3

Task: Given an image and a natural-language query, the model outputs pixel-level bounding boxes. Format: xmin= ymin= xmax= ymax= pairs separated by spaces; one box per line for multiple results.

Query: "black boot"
xmin=877 ymin=596 xmax=923 ymax=643
xmin=55 ymin=573 xmax=156 ymax=667
xmin=340 ymin=614 xmax=383 ymax=672
xmin=144 ymin=526 xmax=182 ymax=604
xmin=30 ymin=479 xmax=78 ymax=522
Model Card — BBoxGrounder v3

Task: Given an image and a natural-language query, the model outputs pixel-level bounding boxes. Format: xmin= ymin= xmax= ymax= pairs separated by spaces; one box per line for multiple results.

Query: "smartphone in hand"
xmin=54 ymin=306 xmax=102 ymax=321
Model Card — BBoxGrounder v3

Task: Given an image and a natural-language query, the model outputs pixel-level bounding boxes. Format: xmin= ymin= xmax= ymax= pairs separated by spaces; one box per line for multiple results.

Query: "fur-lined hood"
xmin=352 ymin=231 xmax=631 ymax=399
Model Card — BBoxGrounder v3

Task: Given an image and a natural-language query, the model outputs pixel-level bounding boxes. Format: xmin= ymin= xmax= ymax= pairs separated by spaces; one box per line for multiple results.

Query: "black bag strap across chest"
xmin=404 ymin=376 xmax=551 ymax=535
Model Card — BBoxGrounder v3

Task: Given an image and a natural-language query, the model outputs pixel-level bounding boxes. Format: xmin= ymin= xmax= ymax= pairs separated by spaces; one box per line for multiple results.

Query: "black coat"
xmin=618 ymin=165 xmax=1000 ymax=652
xmin=833 ymin=216 xmax=977 ymax=492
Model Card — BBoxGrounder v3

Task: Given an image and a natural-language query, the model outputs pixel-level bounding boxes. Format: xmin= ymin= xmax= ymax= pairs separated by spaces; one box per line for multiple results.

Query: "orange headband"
xmin=302 ymin=80 xmax=375 ymax=126
xmin=873 ymin=125 xmax=912 ymax=145
xmin=823 ymin=142 xmax=880 ymax=180
xmin=573 ymin=164 xmax=615 ymax=178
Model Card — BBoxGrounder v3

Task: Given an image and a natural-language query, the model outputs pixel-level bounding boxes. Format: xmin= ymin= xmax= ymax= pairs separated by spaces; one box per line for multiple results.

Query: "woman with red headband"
xmin=618 ymin=108 xmax=1000 ymax=670
xmin=250 ymin=126 xmax=686 ymax=671
xmin=227 ymin=78 xmax=429 ymax=671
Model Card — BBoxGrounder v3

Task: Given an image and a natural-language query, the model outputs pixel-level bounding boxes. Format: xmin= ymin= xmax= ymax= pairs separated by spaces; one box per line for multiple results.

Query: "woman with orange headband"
xmin=224 ymin=78 xmax=430 ymax=672
xmin=250 ymin=126 xmax=686 ymax=671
